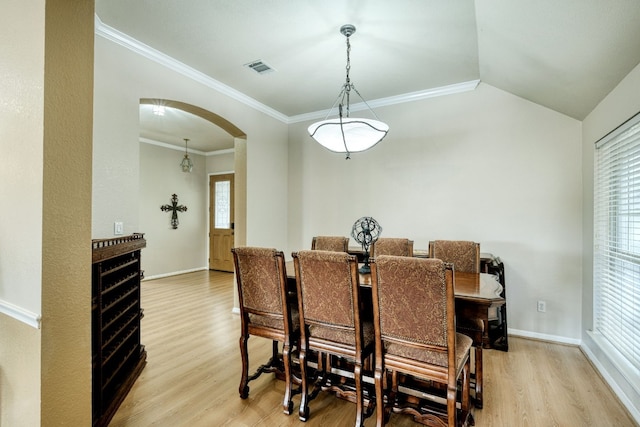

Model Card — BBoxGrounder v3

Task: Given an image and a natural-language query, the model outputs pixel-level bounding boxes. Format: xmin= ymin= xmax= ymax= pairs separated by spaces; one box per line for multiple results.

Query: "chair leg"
xmin=474 ymin=345 xmax=483 ymax=408
xmin=461 ymin=356 xmax=474 ymax=427
xmin=389 ymin=370 xmax=399 ymax=421
xmin=374 ymin=364 xmax=385 ymax=427
xmin=354 ymin=360 xmax=365 ymax=427
xmin=461 ymin=357 xmax=471 ymax=417
xmin=238 ymin=333 xmax=250 ymax=398
xmin=298 ymin=346 xmax=310 ymax=422
xmin=446 ymin=384 xmax=457 ymax=427
xmin=282 ymin=338 xmax=294 ymax=415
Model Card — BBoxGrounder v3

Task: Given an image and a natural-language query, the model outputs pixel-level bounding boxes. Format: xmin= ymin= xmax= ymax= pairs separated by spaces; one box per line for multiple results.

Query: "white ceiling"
xmin=95 ymin=0 xmax=640 ymax=152
xmin=138 ymin=103 xmax=233 ymax=153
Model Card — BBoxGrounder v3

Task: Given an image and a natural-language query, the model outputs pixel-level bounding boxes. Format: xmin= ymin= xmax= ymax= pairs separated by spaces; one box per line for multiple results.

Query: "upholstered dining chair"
xmin=371 ymin=237 xmax=414 ymax=257
xmin=231 ymin=246 xmax=299 ymax=415
xmin=292 ymin=250 xmax=375 ymax=426
xmin=428 ymin=239 xmax=485 ymax=408
xmin=311 ymin=235 xmax=350 ymax=252
xmin=371 ymin=256 xmax=473 ymax=427
xmin=428 ymin=240 xmax=480 ymax=274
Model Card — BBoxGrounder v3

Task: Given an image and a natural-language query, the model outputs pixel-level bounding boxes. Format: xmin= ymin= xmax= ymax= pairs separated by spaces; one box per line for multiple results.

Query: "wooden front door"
xmin=209 ymin=173 xmax=235 ymax=272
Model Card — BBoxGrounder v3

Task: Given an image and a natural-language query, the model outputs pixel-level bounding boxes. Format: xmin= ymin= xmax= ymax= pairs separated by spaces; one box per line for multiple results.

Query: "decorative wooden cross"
xmin=160 ymin=194 xmax=187 ymax=229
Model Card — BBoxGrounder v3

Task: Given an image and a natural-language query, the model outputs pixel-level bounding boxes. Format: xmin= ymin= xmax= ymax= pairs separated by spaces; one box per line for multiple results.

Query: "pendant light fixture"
xmin=308 ymin=24 xmax=389 ymax=159
xmin=180 ymin=138 xmax=194 ymax=173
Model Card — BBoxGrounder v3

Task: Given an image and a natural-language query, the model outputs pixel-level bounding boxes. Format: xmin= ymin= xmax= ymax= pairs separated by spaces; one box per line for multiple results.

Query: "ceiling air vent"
xmin=244 ymin=60 xmax=276 ymax=75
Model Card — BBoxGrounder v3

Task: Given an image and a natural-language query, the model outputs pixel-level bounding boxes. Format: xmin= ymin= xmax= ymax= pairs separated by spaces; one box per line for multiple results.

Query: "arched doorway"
xmin=139 ymin=98 xmax=247 ymax=275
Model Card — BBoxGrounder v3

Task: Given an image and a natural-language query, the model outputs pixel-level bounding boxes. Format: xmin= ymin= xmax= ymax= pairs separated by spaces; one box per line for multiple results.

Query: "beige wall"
xmin=139 ymin=143 xmax=208 ymax=277
xmin=0 ymin=0 xmax=94 ymax=425
xmin=0 ymin=0 xmax=45 ymax=320
xmin=233 ymin=139 xmax=248 ymax=250
xmin=0 ymin=2 xmax=45 ymax=423
xmin=206 ymin=151 xmax=235 ymax=173
xmin=41 ymin=1 xmax=94 ymax=425
xmin=93 ymin=35 xmax=289 ymax=251
xmin=138 ymin=146 xmax=240 ymax=278
xmin=288 ymin=82 xmax=583 ymax=341
xmin=0 ymin=317 xmax=40 ymax=426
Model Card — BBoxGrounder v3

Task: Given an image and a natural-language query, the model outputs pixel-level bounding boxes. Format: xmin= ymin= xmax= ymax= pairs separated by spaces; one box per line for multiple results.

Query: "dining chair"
xmin=371 ymin=256 xmax=473 ymax=427
xmin=292 ymin=250 xmax=375 ymax=426
xmin=429 ymin=239 xmax=485 ymax=408
xmin=231 ymin=246 xmax=299 ymax=415
xmin=428 ymin=240 xmax=480 ymax=273
xmin=311 ymin=235 xmax=350 ymax=252
xmin=371 ymin=237 xmax=414 ymax=257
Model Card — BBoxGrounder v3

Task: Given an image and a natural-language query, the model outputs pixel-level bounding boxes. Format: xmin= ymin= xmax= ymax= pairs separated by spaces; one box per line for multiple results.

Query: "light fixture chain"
xmin=345 ymin=34 xmax=351 ymax=84
xmin=345 ymin=34 xmax=352 ymax=117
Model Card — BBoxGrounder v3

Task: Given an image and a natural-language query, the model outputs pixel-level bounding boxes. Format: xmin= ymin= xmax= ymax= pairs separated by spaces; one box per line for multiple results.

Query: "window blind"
xmin=594 ymin=112 xmax=640 ymax=375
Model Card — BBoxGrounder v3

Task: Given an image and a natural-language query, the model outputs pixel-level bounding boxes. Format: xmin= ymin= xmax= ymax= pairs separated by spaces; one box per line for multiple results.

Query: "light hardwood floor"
xmin=109 ymin=270 xmax=637 ymax=427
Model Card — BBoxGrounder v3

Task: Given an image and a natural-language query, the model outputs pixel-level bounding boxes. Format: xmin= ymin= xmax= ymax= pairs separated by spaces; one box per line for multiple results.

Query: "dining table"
xmin=284 ymin=260 xmax=505 ymax=348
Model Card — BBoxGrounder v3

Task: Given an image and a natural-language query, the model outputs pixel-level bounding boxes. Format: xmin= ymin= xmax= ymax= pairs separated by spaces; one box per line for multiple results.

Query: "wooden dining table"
xmin=284 ymin=260 xmax=505 ymax=348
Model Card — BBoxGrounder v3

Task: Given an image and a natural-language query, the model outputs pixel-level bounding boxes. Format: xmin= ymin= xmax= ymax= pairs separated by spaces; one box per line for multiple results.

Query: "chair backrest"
xmin=428 ymin=240 xmax=480 ymax=273
xmin=292 ymin=250 xmax=362 ymax=343
xmin=371 ymin=256 xmax=455 ymax=368
xmin=311 ymin=236 xmax=349 ymax=252
xmin=371 ymin=237 xmax=414 ymax=257
xmin=231 ymin=246 xmax=290 ymax=329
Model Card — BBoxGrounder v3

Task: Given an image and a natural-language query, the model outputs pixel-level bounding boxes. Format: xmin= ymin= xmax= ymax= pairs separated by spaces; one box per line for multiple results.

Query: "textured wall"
xmin=0 ymin=0 xmax=45 ymax=425
xmin=40 ymin=0 xmax=94 ymax=425
xmin=0 ymin=0 xmax=45 ymax=318
xmin=0 ymin=0 xmax=93 ymax=425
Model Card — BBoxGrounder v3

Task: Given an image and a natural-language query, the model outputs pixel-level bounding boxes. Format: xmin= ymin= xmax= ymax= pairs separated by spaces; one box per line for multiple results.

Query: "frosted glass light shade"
xmin=181 ymin=155 xmax=193 ymax=173
xmin=308 ymin=117 xmax=389 ymax=154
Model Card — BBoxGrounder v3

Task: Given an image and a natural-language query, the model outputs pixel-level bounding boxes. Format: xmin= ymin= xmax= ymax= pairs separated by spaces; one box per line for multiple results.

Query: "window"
xmin=594 ymin=112 xmax=640 ymax=377
xmin=214 ymin=180 xmax=231 ymax=229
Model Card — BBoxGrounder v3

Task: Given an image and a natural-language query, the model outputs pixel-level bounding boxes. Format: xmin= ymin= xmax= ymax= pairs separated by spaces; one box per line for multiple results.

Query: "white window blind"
xmin=594 ymin=112 xmax=640 ymax=375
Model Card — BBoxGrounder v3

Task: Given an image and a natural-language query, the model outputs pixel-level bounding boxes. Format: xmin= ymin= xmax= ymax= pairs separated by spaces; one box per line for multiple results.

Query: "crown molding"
xmin=95 ymin=16 xmax=289 ymax=123
xmin=139 ymin=137 xmax=234 ymax=156
xmin=139 ymin=137 xmax=206 ymax=155
xmin=288 ymin=80 xmax=481 ymax=123
xmin=206 ymin=148 xmax=235 ymax=156
xmin=139 ymin=137 xmax=233 ymax=156
xmin=95 ymin=15 xmax=479 ymax=126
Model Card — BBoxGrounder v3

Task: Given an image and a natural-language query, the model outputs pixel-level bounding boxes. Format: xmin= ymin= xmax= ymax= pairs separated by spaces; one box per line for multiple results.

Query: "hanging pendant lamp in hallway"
xmin=180 ymin=138 xmax=194 ymax=172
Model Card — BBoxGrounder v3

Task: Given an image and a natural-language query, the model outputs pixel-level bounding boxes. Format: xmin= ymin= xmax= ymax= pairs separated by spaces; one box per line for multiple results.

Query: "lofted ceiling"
xmin=95 ymin=0 xmax=640 ymax=152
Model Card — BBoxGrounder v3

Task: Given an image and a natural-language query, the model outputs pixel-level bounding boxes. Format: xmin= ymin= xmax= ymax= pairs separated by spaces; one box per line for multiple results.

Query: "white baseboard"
xmin=510 ymin=328 xmax=639 ymax=424
xmin=0 ymin=299 xmax=41 ymax=329
xmin=508 ymin=328 xmax=581 ymax=346
xmin=143 ymin=267 xmax=208 ymax=281
xmin=581 ymin=333 xmax=640 ymax=424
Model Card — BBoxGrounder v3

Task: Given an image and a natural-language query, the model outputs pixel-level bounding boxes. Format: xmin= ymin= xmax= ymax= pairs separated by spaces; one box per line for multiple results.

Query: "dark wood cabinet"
xmin=481 ymin=254 xmax=508 ymax=351
xmin=92 ymin=233 xmax=147 ymax=427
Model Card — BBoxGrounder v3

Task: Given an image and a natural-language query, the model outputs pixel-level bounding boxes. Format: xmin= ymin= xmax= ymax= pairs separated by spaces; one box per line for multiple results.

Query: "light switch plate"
xmin=114 ymin=222 xmax=124 ymax=235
